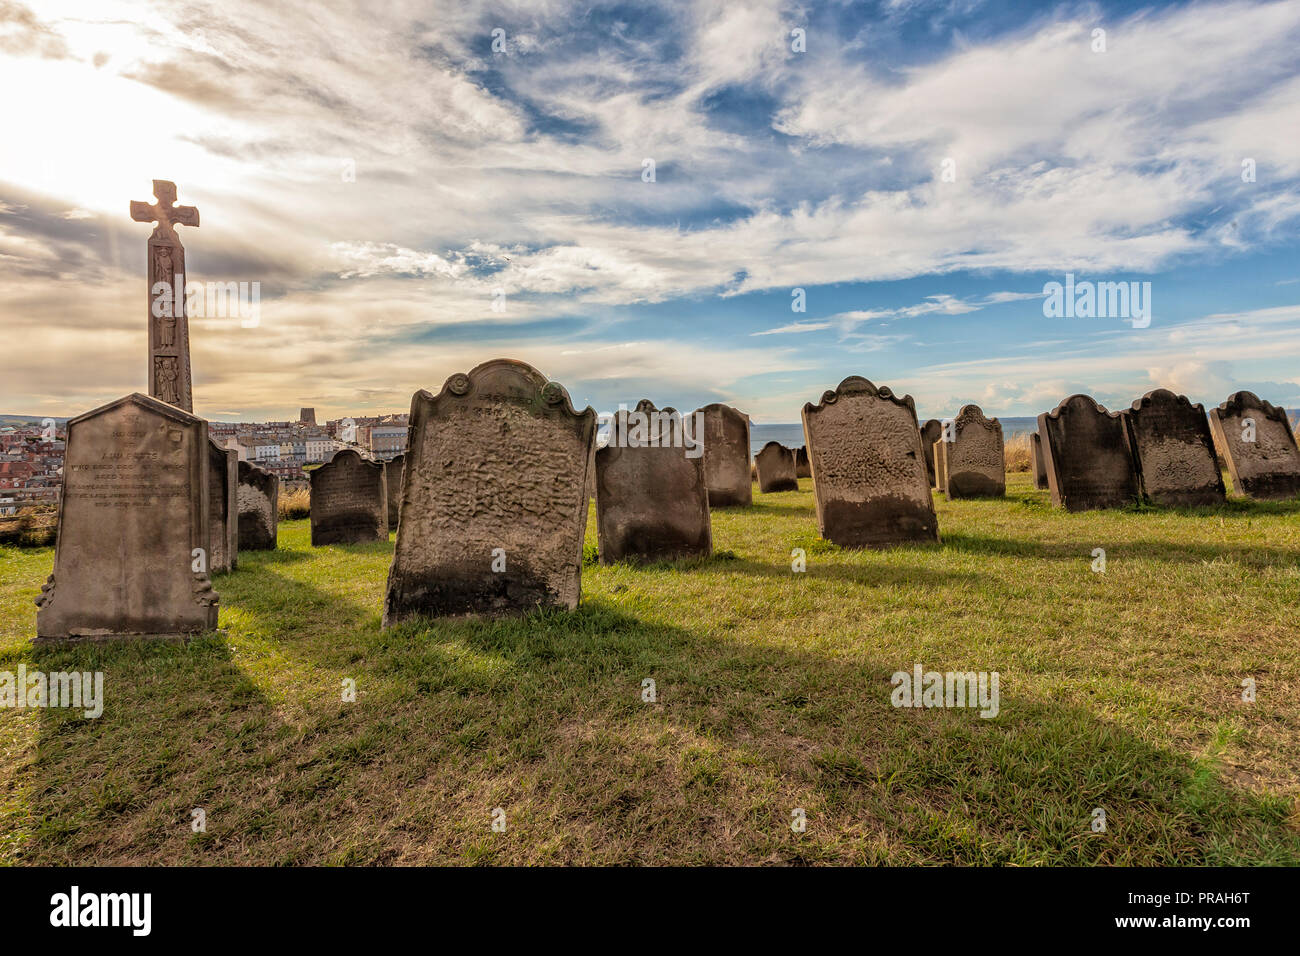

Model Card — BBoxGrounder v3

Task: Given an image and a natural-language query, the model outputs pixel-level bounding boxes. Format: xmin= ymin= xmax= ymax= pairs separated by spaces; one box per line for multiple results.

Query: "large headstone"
xmin=309 ymin=449 xmax=387 ymax=545
xmin=755 ymin=441 xmax=799 ymax=493
xmin=941 ymin=405 xmax=1005 ymax=498
xmin=207 ymin=438 xmax=238 ymax=571
xmin=385 ymin=453 xmax=405 ymax=530
xmin=237 ymin=460 xmax=278 ymax=550
xmin=794 ymin=445 xmax=811 ymax=479
xmin=1207 ymin=391 xmax=1300 ymax=500
xmin=920 ymin=419 xmax=942 ymax=487
xmin=1037 ymin=395 xmax=1139 ymax=511
xmin=690 ymin=403 xmax=751 ymax=507
xmin=1125 ymin=389 xmax=1225 ymax=507
xmin=1031 ymin=431 xmax=1048 ymax=490
xmin=383 ymin=360 xmax=595 ymax=624
xmin=802 ymin=377 xmax=938 ymax=547
xmin=35 ymin=393 xmax=219 ymax=642
xmin=595 ymin=401 xmax=711 ymax=564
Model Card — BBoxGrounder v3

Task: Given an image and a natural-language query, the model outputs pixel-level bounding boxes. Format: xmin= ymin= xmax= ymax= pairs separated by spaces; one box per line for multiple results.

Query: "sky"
xmin=1 ymin=0 xmax=1299 ymax=423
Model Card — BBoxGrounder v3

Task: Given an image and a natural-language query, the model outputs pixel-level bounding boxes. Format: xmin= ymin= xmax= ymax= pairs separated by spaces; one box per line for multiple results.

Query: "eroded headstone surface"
xmin=383 ymin=360 xmax=595 ymax=624
xmin=920 ymin=419 xmax=942 ymax=487
xmin=943 ymin=405 xmax=1005 ymax=499
xmin=595 ymin=401 xmax=711 ymax=564
xmin=690 ymin=403 xmax=751 ymax=507
xmin=794 ymin=445 xmax=811 ymax=479
xmin=802 ymin=377 xmax=938 ymax=547
xmin=1126 ymin=389 xmax=1225 ymax=507
xmin=1207 ymin=391 xmax=1300 ymax=500
xmin=310 ymin=449 xmax=387 ymax=545
xmin=755 ymin=441 xmax=799 ymax=493
xmin=385 ymin=453 xmax=405 ymax=530
xmin=35 ymin=393 xmax=218 ymax=642
xmin=237 ymin=460 xmax=278 ymax=550
xmin=1037 ymin=394 xmax=1139 ymax=511
xmin=1031 ymin=431 xmax=1048 ymax=490
xmin=208 ymin=438 xmax=238 ymax=572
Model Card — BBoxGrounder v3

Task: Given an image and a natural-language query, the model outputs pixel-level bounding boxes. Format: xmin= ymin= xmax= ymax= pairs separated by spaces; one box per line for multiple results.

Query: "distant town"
xmin=0 ymin=407 xmax=408 ymax=514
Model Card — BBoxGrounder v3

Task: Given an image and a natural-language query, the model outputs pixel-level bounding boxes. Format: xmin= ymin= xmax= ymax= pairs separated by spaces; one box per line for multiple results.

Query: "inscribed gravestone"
xmin=385 ymin=453 xmax=405 ymax=530
xmin=595 ymin=401 xmax=711 ymax=564
xmin=1207 ymin=391 xmax=1300 ymax=500
xmin=1037 ymin=394 xmax=1139 ymax=511
xmin=383 ymin=359 xmax=595 ymax=624
xmin=35 ymin=392 xmax=218 ymax=641
xmin=207 ymin=438 xmax=238 ymax=572
xmin=237 ymin=460 xmax=278 ymax=550
xmin=943 ymin=405 xmax=1005 ymax=499
xmin=920 ymin=419 xmax=942 ymax=487
xmin=310 ymin=449 xmax=387 ymax=545
xmin=690 ymin=403 xmax=751 ymax=507
xmin=1125 ymin=389 xmax=1225 ymax=507
xmin=755 ymin=441 xmax=799 ymax=493
xmin=802 ymin=377 xmax=938 ymax=547
xmin=1031 ymin=431 xmax=1048 ymax=490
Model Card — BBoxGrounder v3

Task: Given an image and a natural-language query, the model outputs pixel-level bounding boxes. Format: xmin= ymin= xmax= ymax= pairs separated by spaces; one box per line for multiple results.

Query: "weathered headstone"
xmin=690 ymin=403 xmax=752 ymax=507
xmin=595 ymin=401 xmax=711 ymax=564
xmin=802 ymin=377 xmax=938 ymax=547
xmin=755 ymin=441 xmax=799 ymax=492
xmin=131 ymin=180 xmax=200 ymax=413
xmin=383 ymin=360 xmax=595 ymax=624
xmin=1125 ymin=389 xmax=1225 ymax=507
xmin=1037 ymin=394 xmax=1139 ymax=511
xmin=207 ymin=438 xmax=238 ymax=571
xmin=35 ymin=393 xmax=219 ymax=642
xmin=1031 ymin=431 xmax=1048 ymax=490
xmin=942 ymin=405 xmax=1005 ymax=498
xmin=1207 ymin=391 xmax=1300 ymax=500
xmin=237 ymin=460 xmax=278 ymax=550
xmin=309 ymin=449 xmax=387 ymax=545
xmin=920 ymin=419 xmax=942 ymax=487
xmin=933 ymin=430 xmax=949 ymax=493
xmin=385 ymin=453 xmax=405 ymax=530
xmin=794 ymin=445 xmax=812 ymax=479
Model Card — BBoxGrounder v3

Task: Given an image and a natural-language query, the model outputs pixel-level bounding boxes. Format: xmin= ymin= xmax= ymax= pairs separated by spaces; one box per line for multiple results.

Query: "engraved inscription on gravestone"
xmin=1125 ymin=389 xmax=1225 ymax=507
xmin=943 ymin=405 xmax=1005 ymax=499
xmin=310 ymin=449 xmax=388 ymax=545
xmin=1037 ymin=394 xmax=1140 ymax=511
xmin=1207 ymin=391 xmax=1300 ymax=500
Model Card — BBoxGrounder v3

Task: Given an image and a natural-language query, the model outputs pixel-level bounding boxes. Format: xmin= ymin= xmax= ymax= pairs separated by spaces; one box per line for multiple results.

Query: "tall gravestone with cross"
xmin=131 ymin=180 xmax=200 ymax=412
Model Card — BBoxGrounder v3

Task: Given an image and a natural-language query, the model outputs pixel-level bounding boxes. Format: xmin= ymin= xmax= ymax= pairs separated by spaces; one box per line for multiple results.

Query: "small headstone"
xmin=1037 ymin=394 xmax=1139 ymax=511
xmin=1125 ymin=389 xmax=1225 ymax=507
xmin=690 ymin=403 xmax=752 ymax=507
xmin=35 ymin=393 xmax=218 ymax=642
xmin=941 ymin=405 xmax=1005 ymax=498
xmin=933 ymin=433 xmax=949 ymax=493
xmin=1207 ymin=391 xmax=1300 ymax=500
xmin=385 ymin=453 xmax=405 ymax=530
xmin=802 ymin=377 xmax=938 ymax=547
xmin=207 ymin=438 xmax=238 ymax=571
xmin=920 ymin=419 xmax=942 ymax=487
xmin=755 ymin=441 xmax=799 ymax=492
xmin=310 ymin=449 xmax=387 ymax=545
xmin=595 ymin=401 xmax=711 ymax=564
xmin=794 ymin=445 xmax=811 ymax=479
xmin=383 ymin=360 xmax=595 ymax=624
xmin=1031 ymin=432 xmax=1048 ymax=490
xmin=237 ymin=460 xmax=278 ymax=550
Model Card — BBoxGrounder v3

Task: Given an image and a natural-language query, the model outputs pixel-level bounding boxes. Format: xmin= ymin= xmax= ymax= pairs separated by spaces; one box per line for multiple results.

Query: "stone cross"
xmin=131 ymin=180 xmax=200 ymax=412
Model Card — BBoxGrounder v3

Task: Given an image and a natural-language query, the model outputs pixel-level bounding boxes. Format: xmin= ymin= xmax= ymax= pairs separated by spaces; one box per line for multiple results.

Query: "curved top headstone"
xmin=1207 ymin=390 xmax=1300 ymax=500
xmin=803 ymin=376 xmax=918 ymax=418
xmin=1036 ymin=393 xmax=1138 ymax=511
xmin=1125 ymin=387 xmax=1224 ymax=506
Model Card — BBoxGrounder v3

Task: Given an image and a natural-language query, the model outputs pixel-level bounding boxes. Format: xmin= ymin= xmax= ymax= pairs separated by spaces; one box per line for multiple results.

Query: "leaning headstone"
xmin=237 ymin=460 xmax=278 ymax=550
xmin=690 ymin=403 xmax=751 ymax=507
xmin=1031 ymin=432 xmax=1048 ymax=490
xmin=595 ymin=400 xmax=711 ymax=564
xmin=920 ymin=419 xmax=942 ymax=487
xmin=942 ymin=405 xmax=1005 ymax=498
xmin=1207 ymin=391 xmax=1300 ymax=500
xmin=383 ymin=360 xmax=595 ymax=624
xmin=1037 ymin=394 xmax=1139 ymax=511
xmin=755 ymin=441 xmax=799 ymax=492
xmin=207 ymin=438 xmax=238 ymax=572
xmin=310 ymin=449 xmax=387 ymax=545
xmin=794 ymin=445 xmax=812 ymax=479
xmin=35 ymin=393 xmax=219 ymax=642
xmin=802 ymin=377 xmax=938 ymax=547
xmin=385 ymin=453 xmax=405 ymax=530
xmin=1125 ymin=389 xmax=1225 ymax=507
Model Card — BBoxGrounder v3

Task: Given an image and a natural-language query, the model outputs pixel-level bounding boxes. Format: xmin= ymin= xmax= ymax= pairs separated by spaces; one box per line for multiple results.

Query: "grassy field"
xmin=1 ymin=473 xmax=1299 ymax=865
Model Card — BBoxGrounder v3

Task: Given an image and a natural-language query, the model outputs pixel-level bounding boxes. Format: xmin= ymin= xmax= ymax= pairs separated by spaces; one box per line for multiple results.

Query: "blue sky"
xmin=1 ymin=0 xmax=1298 ymax=421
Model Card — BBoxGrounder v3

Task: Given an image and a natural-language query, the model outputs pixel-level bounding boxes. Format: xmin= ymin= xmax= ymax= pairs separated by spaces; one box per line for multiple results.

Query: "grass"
xmin=1 ymin=473 xmax=1299 ymax=865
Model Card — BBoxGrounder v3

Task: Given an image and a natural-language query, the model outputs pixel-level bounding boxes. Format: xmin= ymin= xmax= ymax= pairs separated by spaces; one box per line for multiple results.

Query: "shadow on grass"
xmin=940 ymin=531 xmax=1300 ymax=568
